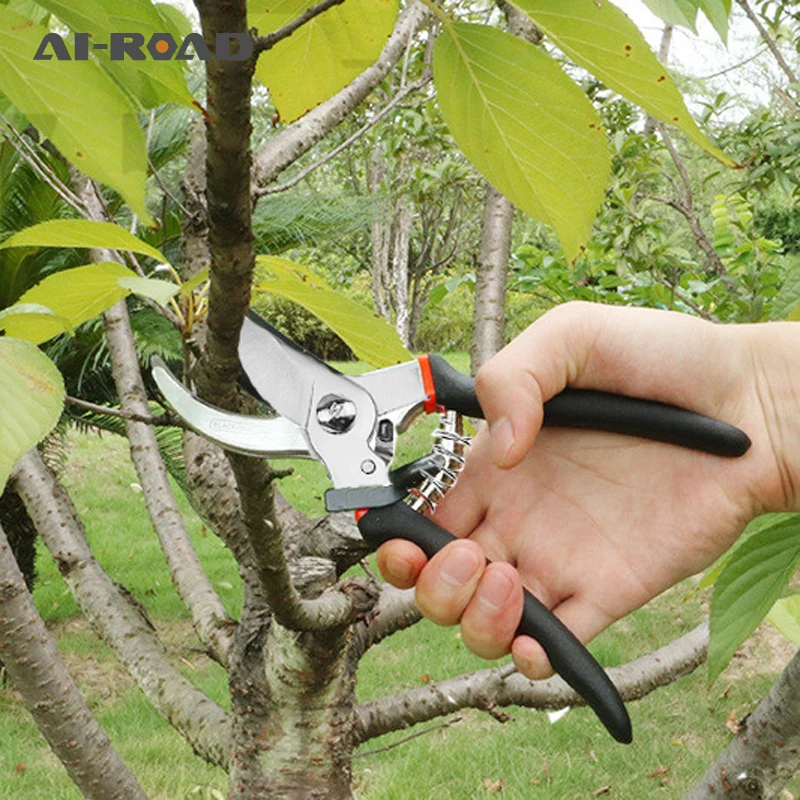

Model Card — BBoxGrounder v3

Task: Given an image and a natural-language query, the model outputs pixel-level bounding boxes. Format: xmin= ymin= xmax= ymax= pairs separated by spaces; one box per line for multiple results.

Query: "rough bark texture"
xmin=192 ymin=3 xmax=382 ymax=796
xmin=470 ymin=184 xmax=513 ymax=374
xmin=11 ymin=450 xmax=232 ymax=769
xmin=0 ymin=522 xmax=150 ymax=800
xmin=229 ymin=570 xmax=368 ymax=799
xmin=684 ymin=647 xmax=800 ymax=799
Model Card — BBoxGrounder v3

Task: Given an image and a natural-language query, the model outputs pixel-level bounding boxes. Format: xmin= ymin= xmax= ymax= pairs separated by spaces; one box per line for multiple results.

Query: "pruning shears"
xmin=152 ymin=309 xmax=752 ymax=745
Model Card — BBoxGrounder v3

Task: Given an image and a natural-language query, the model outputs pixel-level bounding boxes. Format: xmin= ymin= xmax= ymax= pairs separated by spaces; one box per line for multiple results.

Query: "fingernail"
xmin=490 ymin=417 xmax=514 ymax=467
xmin=478 ymin=570 xmax=513 ymax=612
xmin=440 ymin=547 xmax=480 ymax=586
xmin=386 ymin=553 xmax=415 ymax=585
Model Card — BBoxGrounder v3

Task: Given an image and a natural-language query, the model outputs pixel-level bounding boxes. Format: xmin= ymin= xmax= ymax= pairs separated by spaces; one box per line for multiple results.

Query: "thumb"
xmin=474 ymin=302 xmax=607 ymax=469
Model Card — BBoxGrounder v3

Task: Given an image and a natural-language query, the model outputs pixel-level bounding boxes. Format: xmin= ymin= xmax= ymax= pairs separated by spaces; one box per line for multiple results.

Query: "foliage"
xmin=252 ymin=255 xmax=411 ymax=366
xmin=708 ymin=516 xmax=800 ymax=683
xmin=0 ymin=7 xmax=153 ymax=222
xmin=433 ymin=22 xmax=609 ymax=261
xmin=250 ymin=0 xmax=399 ymax=124
xmin=0 ymin=337 xmax=64 ymax=492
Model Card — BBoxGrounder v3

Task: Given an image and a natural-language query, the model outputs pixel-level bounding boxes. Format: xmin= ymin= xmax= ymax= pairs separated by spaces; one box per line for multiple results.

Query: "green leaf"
xmin=709 ymin=516 xmax=800 ymax=683
xmin=514 ymin=0 xmax=735 ymax=166
xmin=0 ymin=220 xmax=169 ymax=264
xmin=253 ymin=256 xmax=411 ymax=367
xmin=2 ymin=262 xmax=133 ymax=343
xmin=0 ymin=337 xmax=65 ymax=492
xmin=180 ymin=267 xmax=210 ymax=296
xmin=31 ymin=0 xmax=112 ymax=37
xmin=0 ymin=7 xmax=153 ymax=223
xmin=93 ymin=0 xmax=195 ymax=109
xmin=434 ymin=23 xmax=610 ymax=260
xmin=640 ymin=0 xmax=699 ymax=31
xmin=118 ymin=276 xmax=179 ymax=306
xmin=766 ymin=594 xmax=800 ymax=646
xmin=771 ymin=256 xmax=800 ymax=320
xmin=251 ymin=0 xmax=399 ymax=123
xmin=700 ymin=0 xmax=731 ymax=43
xmin=155 ymin=2 xmax=194 ymax=40
xmin=0 ymin=302 xmax=74 ymax=337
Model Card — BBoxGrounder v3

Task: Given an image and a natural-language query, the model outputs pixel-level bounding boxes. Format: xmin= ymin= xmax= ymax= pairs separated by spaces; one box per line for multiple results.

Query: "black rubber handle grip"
xmin=358 ymin=501 xmax=633 ymax=744
xmin=427 ymin=355 xmax=750 ymax=457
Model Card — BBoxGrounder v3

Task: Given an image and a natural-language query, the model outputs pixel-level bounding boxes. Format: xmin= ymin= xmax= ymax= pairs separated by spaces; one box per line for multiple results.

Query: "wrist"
xmin=737 ymin=322 xmax=800 ymax=514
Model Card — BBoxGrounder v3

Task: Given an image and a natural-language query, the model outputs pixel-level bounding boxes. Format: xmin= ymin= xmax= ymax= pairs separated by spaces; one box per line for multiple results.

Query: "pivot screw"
xmin=361 ymin=459 xmax=376 ymax=475
xmin=316 ymin=394 xmax=356 ymax=434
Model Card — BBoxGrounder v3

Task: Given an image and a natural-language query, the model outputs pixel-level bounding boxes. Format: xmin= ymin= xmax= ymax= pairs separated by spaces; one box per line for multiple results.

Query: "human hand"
xmin=377 ymin=303 xmax=800 ymax=679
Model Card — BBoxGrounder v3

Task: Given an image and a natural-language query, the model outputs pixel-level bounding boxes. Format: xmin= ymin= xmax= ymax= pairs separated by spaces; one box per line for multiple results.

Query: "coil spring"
xmin=408 ymin=411 xmax=471 ymax=513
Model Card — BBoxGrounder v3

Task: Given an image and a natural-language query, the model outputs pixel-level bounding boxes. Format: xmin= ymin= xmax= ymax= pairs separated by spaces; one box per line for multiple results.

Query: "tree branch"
xmin=65 ymin=395 xmax=176 ymax=428
xmin=11 ymin=450 xmax=232 ymax=769
xmin=354 ymin=622 xmax=709 ymax=743
xmin=253 ymin=0 xmax=346 ymax=54
xmin=76 ymin=180 xmax=236 ymax=669
xmin=253 ymin=1 xmax=429 ymax=189
xmin=0 ymin=523 xmax=150 ymax=800
xmin=353 ymin=585 xmax=421 ymax=657
xmin=684 ymin=646 xmax=800 ymax=799
xmin=256 ymin=74 xmax=431 ymax=197
xmin=227 ymin=452 xmax=358 ymax=631
xmin=736 ymin=0 xmax=798 ymax=86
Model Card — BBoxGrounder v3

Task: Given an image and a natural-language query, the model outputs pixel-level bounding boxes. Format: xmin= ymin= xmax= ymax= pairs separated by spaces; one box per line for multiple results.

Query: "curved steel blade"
xmin=152 ymin=357 xmax=311 ymax=459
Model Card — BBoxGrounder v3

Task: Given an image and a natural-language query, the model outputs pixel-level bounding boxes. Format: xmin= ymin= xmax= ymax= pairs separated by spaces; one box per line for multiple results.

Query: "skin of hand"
xmin=376 ymin=302 xmax=800 ymax=680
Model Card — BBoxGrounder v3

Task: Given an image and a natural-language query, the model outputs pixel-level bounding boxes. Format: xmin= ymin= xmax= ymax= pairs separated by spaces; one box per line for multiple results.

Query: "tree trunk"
xmin=11 ymin=450 xmax=233 ymax=768
xmin=471 ymin=184 xmax=513 ymax=374
xmin=0 ymin=521 xmax=150 ymax=800
xmin=0 ymin=485 xmax=36 ymax=590
xmin=684 ymin=647 xmax=800 ymax=799
xmin=391 ymin=196 xmax=414 ymax=347
xmin=228 ymin=561 xmax=366 ymax=799
xmin=368 ymin=146 xmax=391 ymax=319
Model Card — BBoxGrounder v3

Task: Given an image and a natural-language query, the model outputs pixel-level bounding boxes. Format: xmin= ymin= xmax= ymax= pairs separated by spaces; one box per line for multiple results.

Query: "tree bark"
xmin=11 ymin=450 xmax=233 ymax=769
xmin=471 ymin=184 xmax=513 ymax=374
xmin=73 ymin=176 xmax=236 ymax=668
xmin=368 ymin=146 xmax=391 ymax=319
xmin=229 ymin=587 xmax=364 ymax=799
xmin=684 ymin=647 xmax=800 ymax=799
xmin=0 ymin=522 xmax=150 ymax=800
xmin=355 ymin=622 xmax=709 ymax=742
xmin=391 ymin=196 xmax=414 ymax=347
xmin=104 ymin=299 xmax=236 ymax=666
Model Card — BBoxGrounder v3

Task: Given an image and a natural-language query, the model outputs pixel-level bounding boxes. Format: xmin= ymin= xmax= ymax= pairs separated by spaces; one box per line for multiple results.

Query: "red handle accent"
xmin=417 ymin=355 xmax=438 ymax=414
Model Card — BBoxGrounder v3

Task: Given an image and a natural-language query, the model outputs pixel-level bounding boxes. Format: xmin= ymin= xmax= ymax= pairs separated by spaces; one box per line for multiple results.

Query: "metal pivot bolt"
xmin=316 ymin=394 xmax=357 ymax=434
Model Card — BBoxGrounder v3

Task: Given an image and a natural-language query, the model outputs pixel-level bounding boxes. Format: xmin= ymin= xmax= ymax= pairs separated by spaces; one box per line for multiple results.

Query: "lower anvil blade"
xmin=152 ymin=357 xmax=312 ymax=459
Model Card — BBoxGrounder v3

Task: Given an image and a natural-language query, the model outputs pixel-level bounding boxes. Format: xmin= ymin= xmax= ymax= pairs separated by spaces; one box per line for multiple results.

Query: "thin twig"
xmin=696 ymin=45 xmax=768 ymax=80
xmin=655 ymin=276 xmax=715 ymax=320
xmin=65 ymin=395 xmax=181 ymax=428
xmin=0 ymin=113 xmax=86 ymax=214
xmin=148 ymin=158 xmax=193 ymax=217
xmin=256 ymin=75 xmax=431 ymax=197
xmin=736 ymin=0 xmax=798 ymax=85
xmin=352 ymin=716 xmax=463 ymax=759
xmin=254 ymin=0 xmax=345 ymax=53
